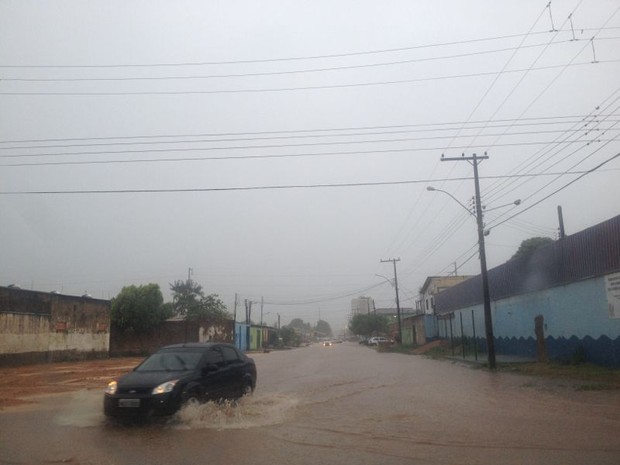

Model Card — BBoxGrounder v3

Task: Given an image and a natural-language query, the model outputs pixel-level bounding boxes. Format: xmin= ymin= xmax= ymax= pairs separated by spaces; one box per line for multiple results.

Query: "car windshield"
xmin=135 ymin=350 xmax=203 ymax=372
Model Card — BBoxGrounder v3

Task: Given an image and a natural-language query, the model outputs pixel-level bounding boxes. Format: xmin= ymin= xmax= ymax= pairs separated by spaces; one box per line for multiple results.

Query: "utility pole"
xmin=441 ymin=152 xmax=496 ymax=369
xmin=187 ymin=267 xmax=193 ymax=282
xmin=260 ymin=296 xmax=264 ymax=326
xmin=233 ymin=293 xmax=238 ymax=344
xmin=557 ymin=205 xmax=566 ymax=239
xmin=380 ymin=258 xmax=402 ymax=345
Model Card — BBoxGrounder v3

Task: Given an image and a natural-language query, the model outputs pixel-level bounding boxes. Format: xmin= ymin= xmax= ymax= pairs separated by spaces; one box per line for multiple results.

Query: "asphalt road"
xmin=1 ymin=342 xmax=619 ymax=464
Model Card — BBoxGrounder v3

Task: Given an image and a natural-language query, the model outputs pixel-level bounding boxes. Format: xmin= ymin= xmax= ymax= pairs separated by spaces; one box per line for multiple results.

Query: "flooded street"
xmin=2 ymin=343 xmax=619 ymax=464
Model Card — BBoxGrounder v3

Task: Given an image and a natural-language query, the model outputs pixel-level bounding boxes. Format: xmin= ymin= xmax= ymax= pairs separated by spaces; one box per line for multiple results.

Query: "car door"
xmin=221 ymin=345 xmax=245 ymax=397
xmin=200 ymin=346 xmax=228 ymax=401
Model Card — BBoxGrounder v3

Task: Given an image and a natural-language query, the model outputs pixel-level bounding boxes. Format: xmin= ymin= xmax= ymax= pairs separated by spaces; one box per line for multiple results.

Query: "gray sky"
xmin=1 ymin=1 xmax=619 ymax=334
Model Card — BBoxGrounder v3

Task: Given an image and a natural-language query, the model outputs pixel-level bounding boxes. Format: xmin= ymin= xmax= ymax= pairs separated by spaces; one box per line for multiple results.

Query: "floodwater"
xmin=1 ymin=342 xmax=619 ymax=464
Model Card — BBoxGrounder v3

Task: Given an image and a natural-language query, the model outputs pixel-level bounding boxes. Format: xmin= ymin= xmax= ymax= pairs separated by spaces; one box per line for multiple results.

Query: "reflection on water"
xmin=172 ymin=394 xmax=299 ymax=430
xmin=53 ymin=390 xmax=104 ymax=427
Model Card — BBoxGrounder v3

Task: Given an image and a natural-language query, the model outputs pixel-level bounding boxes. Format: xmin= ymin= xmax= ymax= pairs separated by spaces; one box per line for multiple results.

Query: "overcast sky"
xmin=1 ymin=1 xmax=619 ymax=334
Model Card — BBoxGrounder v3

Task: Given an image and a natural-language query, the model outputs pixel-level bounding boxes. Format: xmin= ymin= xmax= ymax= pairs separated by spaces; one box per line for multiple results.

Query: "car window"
xmin=203 ymin=347 xmax=226 ymax=368
xmin=136 ymin=350 xmax=202 ymax=372
xmin=221 ymin=346 xmax=241 ymax=363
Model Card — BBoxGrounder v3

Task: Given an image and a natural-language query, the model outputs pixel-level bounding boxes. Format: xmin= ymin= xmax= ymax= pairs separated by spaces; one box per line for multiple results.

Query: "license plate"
xmin=118 ymin=398 xmax=140 ymax=408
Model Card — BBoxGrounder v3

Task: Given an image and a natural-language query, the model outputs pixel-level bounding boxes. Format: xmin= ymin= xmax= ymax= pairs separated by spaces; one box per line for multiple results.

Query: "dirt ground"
xmin=0 ymin=357 xmax=144 ymax=409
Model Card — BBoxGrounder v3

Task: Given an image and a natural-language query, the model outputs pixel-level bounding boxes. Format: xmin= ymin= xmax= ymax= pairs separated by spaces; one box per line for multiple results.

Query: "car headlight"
xmin=152 ymin=380 xmax=178 ymax=395
xmin=104 ymin=381 xmax=117 ymax=395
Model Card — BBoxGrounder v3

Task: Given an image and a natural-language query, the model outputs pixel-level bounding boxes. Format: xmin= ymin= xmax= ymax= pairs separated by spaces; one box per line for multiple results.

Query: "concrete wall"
xmin=235 ymin=323 xmax=250 ymax=351
xmin=109 ymin=321 xmax=199 ymax=356
xmin=0 ymin=312 xmax=51 ymax=354
xmin=438 ymin=274 xmax=620 ymax=366
xmin=110 ymin=319 xmax=234 ymax=357
xmin=0 ymin=287 xmax=111 ymax=365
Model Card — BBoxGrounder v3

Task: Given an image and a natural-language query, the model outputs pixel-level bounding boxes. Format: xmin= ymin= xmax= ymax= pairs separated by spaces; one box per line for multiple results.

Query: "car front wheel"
xmin=242 ymin=382 xmax=254 ymax=397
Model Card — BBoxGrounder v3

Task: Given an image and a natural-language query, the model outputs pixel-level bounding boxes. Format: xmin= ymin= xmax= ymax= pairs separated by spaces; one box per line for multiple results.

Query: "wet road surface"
xmin=1 ymin=342 xmax=619 ymax=464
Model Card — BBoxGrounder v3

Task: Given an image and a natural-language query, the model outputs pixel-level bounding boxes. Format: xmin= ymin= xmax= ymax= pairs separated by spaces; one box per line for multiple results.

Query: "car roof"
xmin=158 ymin=342 xmax=237 ymax=350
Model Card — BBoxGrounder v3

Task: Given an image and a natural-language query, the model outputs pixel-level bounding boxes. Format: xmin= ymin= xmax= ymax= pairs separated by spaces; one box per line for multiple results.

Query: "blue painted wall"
xmin=234 ymin=322 xmax=250 ymax=352
xmin=443 ymin=275 xmax=620 ymax=366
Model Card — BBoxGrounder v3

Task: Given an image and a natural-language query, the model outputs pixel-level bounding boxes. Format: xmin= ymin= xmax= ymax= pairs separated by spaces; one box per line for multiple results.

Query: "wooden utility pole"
xmin=441 ymin=153 xmax=496 ymax=369
xmin=380 ymin=258 xmax=402 ymax=344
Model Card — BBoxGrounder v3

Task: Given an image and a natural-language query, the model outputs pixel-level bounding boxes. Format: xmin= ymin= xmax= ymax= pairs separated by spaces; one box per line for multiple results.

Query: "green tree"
xmin=279 ymin=326 xmax=301 ymax=347
xmin=170 ymin=279 xmax=230 ymax=321
xmin=348 ymin=313 xmax=389 ymax=337
xmin=314 ymin=319 xmax=333 ymax=338
xmin=288 ymin=318 xmax=312 ymax=333
xmin=511 ymin=237 xmax=554 ymax=260
xmin=111 ymin=283 xmax=172 ymax=333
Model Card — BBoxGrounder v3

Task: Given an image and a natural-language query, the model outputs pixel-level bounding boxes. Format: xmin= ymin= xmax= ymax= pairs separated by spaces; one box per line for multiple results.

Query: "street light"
xmin=483 ymin=199 xmax=521 ymax=212
xmin=426 ymin=186 xmax=472 ymax=215
xmin=426 ymin=185 xmax=521 ymax=369
xmin=375 ymin=274 xmax=394 ymax=286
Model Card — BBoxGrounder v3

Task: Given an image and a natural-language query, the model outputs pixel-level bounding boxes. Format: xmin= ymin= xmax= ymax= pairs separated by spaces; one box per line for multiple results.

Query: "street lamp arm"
xmin=483 ymin=199 xmax=521 ymax=212
xmin=375 ymin=274 xmax=394 ymax=287
xmin=426 ymin=186 xmax=473 ymax=216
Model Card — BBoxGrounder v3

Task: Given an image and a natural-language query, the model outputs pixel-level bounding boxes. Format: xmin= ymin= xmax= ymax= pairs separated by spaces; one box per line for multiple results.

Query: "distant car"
xmin=323 ymin=340 xmax=333 ymax=347
xmin=367 ymin=337 xmax=390 ymax=346
xmin=103 ymin=343 xmax=256 ymax=418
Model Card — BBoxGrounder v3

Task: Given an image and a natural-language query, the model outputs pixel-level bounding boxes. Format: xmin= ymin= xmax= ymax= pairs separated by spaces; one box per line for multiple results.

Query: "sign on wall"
xmin=606 ymin=272 xmax=620 ymax=319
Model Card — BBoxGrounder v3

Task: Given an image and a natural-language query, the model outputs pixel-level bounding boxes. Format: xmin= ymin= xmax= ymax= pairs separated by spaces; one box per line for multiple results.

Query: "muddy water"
xmin=1 ymin=342 xmax=619 ymax=464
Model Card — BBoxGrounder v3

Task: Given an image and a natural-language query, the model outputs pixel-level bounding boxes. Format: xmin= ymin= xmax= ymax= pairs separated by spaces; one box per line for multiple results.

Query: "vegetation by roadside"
xmin=499 ymin=362 xmax=620 ymax=390
xmin=383 ymin=342 xmax=620 ymax=391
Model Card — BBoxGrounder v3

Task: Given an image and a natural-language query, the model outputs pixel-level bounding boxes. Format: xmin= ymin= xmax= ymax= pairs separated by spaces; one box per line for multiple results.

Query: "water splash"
xmin=172 ymin=393 xmax=299 ymax=430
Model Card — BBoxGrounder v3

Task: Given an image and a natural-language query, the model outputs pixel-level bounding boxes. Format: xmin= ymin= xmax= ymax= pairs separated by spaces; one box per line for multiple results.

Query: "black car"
xmin=103 ymin=342 xmax=257 ymax=418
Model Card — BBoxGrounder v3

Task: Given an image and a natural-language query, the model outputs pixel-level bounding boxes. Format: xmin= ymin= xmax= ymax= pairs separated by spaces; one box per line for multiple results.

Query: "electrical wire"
xmin=3 ymin=40 xmax=591 ymax=82
xmin=489 ymin=150 xmax=620 ymax=231
xmin=1 ymin=169 xmax=615 ymax=196
xmin=0 ymin=114 xmax=611 ymax=146
xmin=5 ymin=29 xmax=618 ymax=69
xmin=2 ymin=60 xmax=617 ymax=96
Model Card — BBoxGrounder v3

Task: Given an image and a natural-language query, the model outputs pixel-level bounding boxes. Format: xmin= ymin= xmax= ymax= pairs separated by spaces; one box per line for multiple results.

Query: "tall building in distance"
xmin=351 ymin=296 xmax=375 ymax=316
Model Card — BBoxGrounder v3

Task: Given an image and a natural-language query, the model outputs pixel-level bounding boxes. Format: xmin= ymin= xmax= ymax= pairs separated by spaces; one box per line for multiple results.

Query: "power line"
xmin=3 ymin=138 xmax=619 ymax=166
xmin=6 ymin=121 xmax=617 ymax=152
xmin=5 ymin=29 xmax=618 ymax=69
xmin=4 ymin=39 xmax=595 ymax=82
xmin=2 ymin=60 xmax=617 ymax=96
xmin=489 ymin=151 xmax=620 ymax=231
xmin=479 ymin=5 xmax=620 ymax=203
xmin=0 ymin=114 xmax=610 ymax=145
xmin=0 ymin=170 xmax=615 ymax=196
xmin=484 ymin=99 xmax=620 ymax=216
xmin=262 ymin=282 xmax=385 ymax=306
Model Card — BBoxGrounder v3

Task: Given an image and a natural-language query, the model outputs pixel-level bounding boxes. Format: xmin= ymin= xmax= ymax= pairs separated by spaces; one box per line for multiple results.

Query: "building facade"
xmin=418 ymin=275 xmax=472 ymax=315
xmin=351 ymin=296 xmax=375 ymax=315
xmin=435 ymin=215 xmax=620 ymax=366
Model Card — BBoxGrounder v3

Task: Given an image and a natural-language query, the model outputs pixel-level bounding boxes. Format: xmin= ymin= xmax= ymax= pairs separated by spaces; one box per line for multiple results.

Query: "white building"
xmin=350 ymin=296 xmax=375 ymax=315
